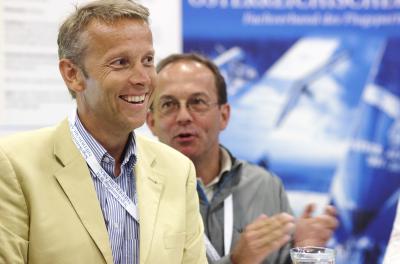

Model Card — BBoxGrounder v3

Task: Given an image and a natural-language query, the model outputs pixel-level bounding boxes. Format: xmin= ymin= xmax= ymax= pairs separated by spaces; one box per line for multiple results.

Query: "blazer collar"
xmin=53 ymin=119 xmax=114 ymax=264
xmin=135 ymin=136 xmax=165 ymax=263
xmin=53 ymin=120 xmax=165 ymax=263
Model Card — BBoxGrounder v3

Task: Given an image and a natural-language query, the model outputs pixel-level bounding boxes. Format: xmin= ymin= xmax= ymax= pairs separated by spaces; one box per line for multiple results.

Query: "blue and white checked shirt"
xmin=75 ymin=117 xmax=139 ymax=264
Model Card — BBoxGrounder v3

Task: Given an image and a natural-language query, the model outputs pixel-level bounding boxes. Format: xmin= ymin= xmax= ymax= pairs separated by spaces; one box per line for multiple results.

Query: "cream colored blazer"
xmin=0 ymin=119 xmax=206 ymax=264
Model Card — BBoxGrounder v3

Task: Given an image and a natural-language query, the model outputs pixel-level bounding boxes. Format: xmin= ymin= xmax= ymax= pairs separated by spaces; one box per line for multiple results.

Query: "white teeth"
xmin=124 ymin=95 xmax=145 ymax=103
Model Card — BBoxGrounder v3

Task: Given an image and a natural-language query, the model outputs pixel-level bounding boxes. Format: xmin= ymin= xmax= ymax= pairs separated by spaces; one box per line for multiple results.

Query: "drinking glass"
xmin=290 ymin=246 xmax=335 ymax=264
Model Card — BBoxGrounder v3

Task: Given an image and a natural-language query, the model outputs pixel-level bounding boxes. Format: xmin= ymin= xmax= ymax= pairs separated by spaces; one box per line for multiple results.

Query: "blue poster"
xmin=183 ymin=2 xmax=400 ymax=263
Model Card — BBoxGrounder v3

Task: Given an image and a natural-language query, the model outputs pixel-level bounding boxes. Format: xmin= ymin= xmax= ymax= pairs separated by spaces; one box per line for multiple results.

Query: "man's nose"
xmin=175 ymin=102 xmax=193 ymax=124
xmin=129 ymin=63 xmax=153 ymax=86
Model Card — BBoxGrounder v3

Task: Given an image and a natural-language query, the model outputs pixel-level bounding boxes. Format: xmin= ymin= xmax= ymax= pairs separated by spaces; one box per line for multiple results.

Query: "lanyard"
xmin=204 ymin=234 xmax=221 ymax=261
xmin=224 ymin=194 xmax=233 ymax=255
xmin=68 ymin=109 xmax=139 ymax=222
xmin=203 ymin=192 xmax=234 ymax=261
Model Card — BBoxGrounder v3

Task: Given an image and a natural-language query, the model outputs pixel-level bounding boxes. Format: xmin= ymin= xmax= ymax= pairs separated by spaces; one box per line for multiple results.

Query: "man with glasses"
xmin=146 ymin=53 xmax=338 ymax=264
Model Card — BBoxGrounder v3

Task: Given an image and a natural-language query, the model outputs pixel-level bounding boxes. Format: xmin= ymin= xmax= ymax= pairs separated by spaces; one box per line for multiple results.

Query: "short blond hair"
xmin=58 ymin=0 xmax=149 ymax=97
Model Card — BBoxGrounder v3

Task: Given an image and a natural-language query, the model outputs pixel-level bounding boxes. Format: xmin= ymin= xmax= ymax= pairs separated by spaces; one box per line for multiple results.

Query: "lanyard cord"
xmin=201 ymin=182 xmax=233 ymax=261
xmin=68 ymin=109 xmax=139 ymax=222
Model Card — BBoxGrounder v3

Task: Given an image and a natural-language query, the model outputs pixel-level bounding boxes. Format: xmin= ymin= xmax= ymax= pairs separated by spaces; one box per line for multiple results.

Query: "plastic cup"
xmin=290 ymin=247 xmax=335 ymax=263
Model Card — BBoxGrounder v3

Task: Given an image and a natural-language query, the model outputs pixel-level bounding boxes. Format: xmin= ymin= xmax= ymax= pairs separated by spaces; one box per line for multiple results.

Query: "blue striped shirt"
xmin=75 ymin=117 xmax=139 ymax=264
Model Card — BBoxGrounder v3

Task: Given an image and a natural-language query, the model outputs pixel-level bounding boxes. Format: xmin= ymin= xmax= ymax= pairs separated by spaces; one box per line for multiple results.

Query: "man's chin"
xmin=176 ymin=146 xmax=198 ymax=160
xmin=126 ymin=115 xmax=146 ymax=130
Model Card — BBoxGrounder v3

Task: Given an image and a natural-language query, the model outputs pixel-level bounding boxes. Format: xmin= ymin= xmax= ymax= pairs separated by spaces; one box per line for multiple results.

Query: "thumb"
xmin=300 ymin=203 xmax=315 ymax=219
xmin=324 ymin=205 xmax=337 ymax=216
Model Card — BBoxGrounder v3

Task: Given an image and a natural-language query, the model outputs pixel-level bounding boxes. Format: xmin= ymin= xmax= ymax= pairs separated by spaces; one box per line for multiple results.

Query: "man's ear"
xmin=59 ymin=59 xmax=86 ymax=95
xmin=146 ymin=110 xmax=157 ymax=136
xmin=220 ymin=103 xmax=231 ymax=131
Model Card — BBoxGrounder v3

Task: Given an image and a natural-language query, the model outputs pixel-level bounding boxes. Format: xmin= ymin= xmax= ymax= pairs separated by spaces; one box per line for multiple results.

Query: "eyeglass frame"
xmin=152 ymin=94 xmax=222 ymax=116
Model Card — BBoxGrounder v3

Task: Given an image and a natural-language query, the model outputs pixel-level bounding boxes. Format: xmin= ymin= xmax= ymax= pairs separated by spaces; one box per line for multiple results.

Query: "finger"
xmin=251 ymin=215 xmax=295 ymax=245
xmin=300 ymin=203 xmax=315 ymax=219
xmin=324 ymin=205 xmax=337 ymax=217
xmin=265 ymin=233 xmax=291 ymax=252
xmin=255 ymin=213 xmax=294 ymax=234
xmin=254 ymin=233 xmax=291 ymax=256
xmin=252 ymin=221 xmax=295 ymax=249
xmin=316 ymin=214 xmax=339 ymax=229
xmin=245 ymin=213 xmax=294 ymax=242
xmin=247 ymin=213 xmax=290 ymax=231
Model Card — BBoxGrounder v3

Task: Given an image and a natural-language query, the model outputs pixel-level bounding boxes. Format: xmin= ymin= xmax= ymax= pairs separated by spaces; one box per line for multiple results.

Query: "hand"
xmin=294 ymin=204 xmax=339 ymax=247
xmin=230 ymin=213 xmax=295 ymax=264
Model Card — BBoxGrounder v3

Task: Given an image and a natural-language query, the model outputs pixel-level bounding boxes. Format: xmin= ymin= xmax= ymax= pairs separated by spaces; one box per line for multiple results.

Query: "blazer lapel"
xmin=136 ymin=137 xmax=164 ymax=263
xmin=53 ymin=120 xmax=114 ymax=264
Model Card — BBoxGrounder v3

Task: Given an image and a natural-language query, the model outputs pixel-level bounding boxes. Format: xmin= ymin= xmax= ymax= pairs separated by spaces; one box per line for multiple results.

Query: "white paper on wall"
xmin=0 ymin=0 xmax=181 ymax=136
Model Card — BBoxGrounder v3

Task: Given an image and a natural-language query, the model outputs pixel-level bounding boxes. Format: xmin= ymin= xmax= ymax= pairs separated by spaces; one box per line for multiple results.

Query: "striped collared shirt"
xmin=75 ymin=117 xmax=139 ymax=264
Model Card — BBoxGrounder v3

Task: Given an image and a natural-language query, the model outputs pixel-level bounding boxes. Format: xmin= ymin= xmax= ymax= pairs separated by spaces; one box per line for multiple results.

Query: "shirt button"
xmin=113 ymin=222 xmax=119 ymax=229
xmin=104 ymin=157 xmax=110 ymax=163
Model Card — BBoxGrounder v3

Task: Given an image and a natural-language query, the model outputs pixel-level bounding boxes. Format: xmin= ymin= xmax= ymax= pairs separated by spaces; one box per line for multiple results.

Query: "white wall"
xmin=0 ymin=0 xmax=181 ymax=136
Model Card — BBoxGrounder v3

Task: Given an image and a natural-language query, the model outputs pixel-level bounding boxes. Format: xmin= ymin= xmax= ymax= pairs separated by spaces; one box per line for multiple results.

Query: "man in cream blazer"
xmin=0 ymin=0 xmax=206 ymax=263
xmin=0 ymin=120 xmax=205 ymax=263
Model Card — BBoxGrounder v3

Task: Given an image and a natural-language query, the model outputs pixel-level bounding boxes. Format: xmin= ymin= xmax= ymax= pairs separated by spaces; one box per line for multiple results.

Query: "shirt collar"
xmin=75 ymin=115 xmax=137 ymax=168
xmin=204 ymin=146 xmax=232 ymax=188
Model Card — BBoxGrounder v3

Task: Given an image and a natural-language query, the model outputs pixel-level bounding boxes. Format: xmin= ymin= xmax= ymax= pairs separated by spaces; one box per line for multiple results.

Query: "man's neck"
xmin=194 ymin=147 xmax=221 ymax=186
xmin=77 ymin=112 xmax=129 ymax=167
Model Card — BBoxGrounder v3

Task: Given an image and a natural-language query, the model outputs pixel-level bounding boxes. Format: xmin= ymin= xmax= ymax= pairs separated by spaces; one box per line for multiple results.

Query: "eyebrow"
xmin=190 ymin=92 xmax=209 ymax=98
xmin=158 ymin=95 xmax=177 ymax=101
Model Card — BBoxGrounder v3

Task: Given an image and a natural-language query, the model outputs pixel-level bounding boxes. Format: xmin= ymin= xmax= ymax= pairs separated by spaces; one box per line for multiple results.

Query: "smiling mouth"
xmin=120 ymin=94 xmax=146 ymax=104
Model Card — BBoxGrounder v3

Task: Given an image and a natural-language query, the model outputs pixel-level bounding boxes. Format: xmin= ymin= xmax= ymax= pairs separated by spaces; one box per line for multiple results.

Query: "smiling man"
xmin=0 ymin=1 xmax=206 ymax=264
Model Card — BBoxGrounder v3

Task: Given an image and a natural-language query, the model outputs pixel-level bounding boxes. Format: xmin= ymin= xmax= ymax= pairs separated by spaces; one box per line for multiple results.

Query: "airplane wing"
xmin=264 ymin=37 xmax=346 ymax=127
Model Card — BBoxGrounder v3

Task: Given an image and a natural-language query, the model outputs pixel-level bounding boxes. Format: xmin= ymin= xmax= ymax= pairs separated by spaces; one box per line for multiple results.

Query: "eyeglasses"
xmin=155 ymin=96 xmax=220 ymax=116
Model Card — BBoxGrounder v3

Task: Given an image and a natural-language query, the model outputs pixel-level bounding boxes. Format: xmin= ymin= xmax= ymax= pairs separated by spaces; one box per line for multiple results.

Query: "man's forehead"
xmin=161 ymin=60 xmax=209 ymax=75
xmin=156 ymin=60 xmax=217 ymax=98
xmin=178 ymin=60 xmax=204 ymax=71
xmin=158 ymin=64 xmax=214 ymax=90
